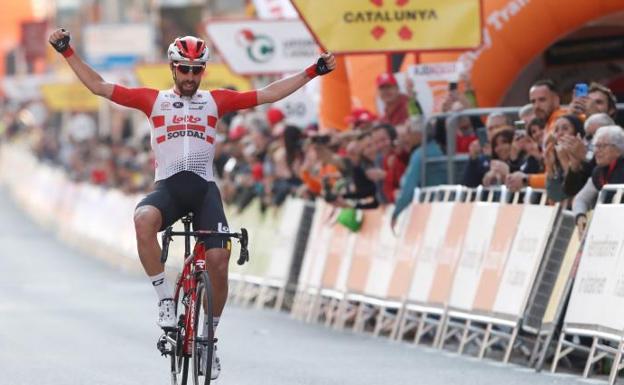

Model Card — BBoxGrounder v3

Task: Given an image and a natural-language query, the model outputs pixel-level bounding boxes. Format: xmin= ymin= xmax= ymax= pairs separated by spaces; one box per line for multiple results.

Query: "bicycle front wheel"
xmin=171 ymin=274 xmax=189 ymax=385
xmin=192 ymin=271 xmax=214 ymax=385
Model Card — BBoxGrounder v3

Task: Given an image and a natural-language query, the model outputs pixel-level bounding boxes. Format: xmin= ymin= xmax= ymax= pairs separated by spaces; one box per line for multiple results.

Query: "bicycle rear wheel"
xmin=192 ymin=271 xmax=214 ymax=385
xmin=171 ymin=275 xmax=189 ymax=385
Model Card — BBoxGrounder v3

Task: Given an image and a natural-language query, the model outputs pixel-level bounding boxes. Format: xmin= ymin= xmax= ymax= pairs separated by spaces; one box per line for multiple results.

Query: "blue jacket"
xmin=392 ymin=141 xmax=447 ymax=219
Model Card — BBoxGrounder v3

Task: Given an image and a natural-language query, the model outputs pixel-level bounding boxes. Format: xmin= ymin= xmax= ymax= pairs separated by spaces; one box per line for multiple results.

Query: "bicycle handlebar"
xmin=160 ymin=227 xmax=250 ymax=266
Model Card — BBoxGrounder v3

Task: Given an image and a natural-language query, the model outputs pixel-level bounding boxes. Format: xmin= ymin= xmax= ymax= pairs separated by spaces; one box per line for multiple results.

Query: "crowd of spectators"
xmin=1 ymin=74 xmax=622 ymax=236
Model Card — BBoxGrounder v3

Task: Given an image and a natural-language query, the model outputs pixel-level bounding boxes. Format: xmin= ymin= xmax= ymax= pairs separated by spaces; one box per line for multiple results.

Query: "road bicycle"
xmin=156 ymin=213 xmax=249 ymax=385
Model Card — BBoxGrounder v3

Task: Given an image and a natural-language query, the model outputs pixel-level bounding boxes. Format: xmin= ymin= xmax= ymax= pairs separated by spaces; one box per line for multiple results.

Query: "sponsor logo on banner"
xmin=206 ymin=19 xmax=318 ymax=75
xmin=237 ymin=29 xmax=275 ymax=63
xmin=291 ymin=0 xmax=482 ymax=53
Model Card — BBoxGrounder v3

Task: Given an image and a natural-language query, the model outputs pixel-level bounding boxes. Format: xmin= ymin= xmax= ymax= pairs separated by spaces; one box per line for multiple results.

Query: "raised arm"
xmin=256 ymin=52 xmax=336 ymax=105
xmin=48 ymin=28 xmax=114 ymax=99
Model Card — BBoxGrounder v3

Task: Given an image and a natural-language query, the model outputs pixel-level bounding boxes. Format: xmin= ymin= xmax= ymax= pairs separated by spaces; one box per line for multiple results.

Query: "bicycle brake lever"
xmin=236 ymin=228 xmax=249 ymax=265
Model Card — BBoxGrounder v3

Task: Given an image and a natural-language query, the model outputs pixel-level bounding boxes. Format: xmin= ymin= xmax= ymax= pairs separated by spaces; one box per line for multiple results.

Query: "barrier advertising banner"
xmin=565 ymin=205 xmax=624 ymax=331
xmin=205 ymin=19 xmax=318 ymax=75
xmin=447 ymin=203 xmax=498 ymax=310
xmin=408 ymin=202 xmax=455 ymax=303
xmin=492 ymin=205 xmax=557 ymax=317
xmin=472 ymin=204 xmax=523 ymax=312
xmin=291 ymin=0 xmax=482 ymax=54
xmin=428 ymin=203 xmax=473 ymax=305
xmin=386 ymin=203 xmax=431 ymax=299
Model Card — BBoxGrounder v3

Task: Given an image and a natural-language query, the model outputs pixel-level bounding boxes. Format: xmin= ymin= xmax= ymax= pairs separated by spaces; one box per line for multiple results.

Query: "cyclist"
xmin=48 ymin=28 xmax=335 ymax=379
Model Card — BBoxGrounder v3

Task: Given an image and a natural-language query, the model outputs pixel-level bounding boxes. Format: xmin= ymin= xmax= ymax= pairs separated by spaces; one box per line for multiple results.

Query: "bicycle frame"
xmin=159 ymin=214 xmax=249 ymax=356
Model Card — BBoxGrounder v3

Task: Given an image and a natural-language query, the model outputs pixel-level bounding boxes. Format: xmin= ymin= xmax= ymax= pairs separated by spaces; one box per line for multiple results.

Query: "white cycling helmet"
xmin=167 ymin=36 xmax=210 ymax=63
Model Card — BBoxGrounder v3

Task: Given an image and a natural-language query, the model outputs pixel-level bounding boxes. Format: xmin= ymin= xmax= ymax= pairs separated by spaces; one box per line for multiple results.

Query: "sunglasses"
xmin=174 ymin=63 xmax=205 ymax=75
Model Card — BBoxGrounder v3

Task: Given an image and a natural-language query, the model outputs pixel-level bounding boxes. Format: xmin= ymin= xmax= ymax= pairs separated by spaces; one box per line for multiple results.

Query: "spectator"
xmin=544 ymin=115 xmax=585 ymax=202
xmin=370 ymin=124 xmax=406 ymax=204
xmin=562 ymin=113 xmax=616 ymax=197
xmin=376 ymin=73 xmax=410 ymax=127
xmin=485 ymin=111 xmax=511 ymax=141
xmin=330 ymin=133 xmax=379 ymax=210
xmin=530 ymin=79 xmax=566 ymax=131
xmin=507 ymin=79 xmax=568 ymax=191
xmin=573 ymin=125 xmax=624 ymax=235
xmin=298 ymin=135 xmax=341 ymax=199
xmin=391 ymin=123 xmax=446 ymax=227
xmin=569 ymin=82 xmax=618 ymax=120
xmin=346 ymin=107 xmax=378 ymax=132
xmin=266 ymin=107 xmax=286 ymax=137
xmin=518 ymin=103 xmax=535 ymax=125
xmin=461 ymin=112 xmax=510 ymax=187
xmin=528 ymin=117 xmax=546 ymax=146
xmin=482 ymin=130 xmax=520 ymax=187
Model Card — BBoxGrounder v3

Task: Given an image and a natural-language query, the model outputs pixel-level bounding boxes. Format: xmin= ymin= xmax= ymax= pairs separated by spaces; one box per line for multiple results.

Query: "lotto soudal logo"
xmin=173 ymin=101 xmax=184 ymax=108
xmin=161 ymin=102 xmax=171 ymax=110
xmin=217 ymin=222 xmax=229 ymax=233
xmin=237 ymin=29 xmax=275 ymax=63
xmin=172 ymin=115 xmax=201 ymax=124
xmin=167 ymin=131 xmax=205 ymax=140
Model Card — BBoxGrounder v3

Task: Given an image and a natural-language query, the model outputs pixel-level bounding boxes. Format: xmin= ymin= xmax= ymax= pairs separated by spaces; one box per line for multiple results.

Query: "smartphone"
xmin=513 ymin=120 xmax=526 ymax=138
xmin=574 ymin=83 xmax=588 ymax=98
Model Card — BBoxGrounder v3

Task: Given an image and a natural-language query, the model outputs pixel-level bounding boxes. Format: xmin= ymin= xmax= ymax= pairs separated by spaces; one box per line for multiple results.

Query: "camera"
xmin=322 ymin=177 xmax=337 ymax=202
xmin=311 ymin=134 xmax=331 ymax=145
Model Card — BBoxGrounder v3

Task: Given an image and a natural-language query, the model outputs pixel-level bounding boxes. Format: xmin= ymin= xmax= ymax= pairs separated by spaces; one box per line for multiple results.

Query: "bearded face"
xmin=171 ymin=62 xmax=204 ymax=96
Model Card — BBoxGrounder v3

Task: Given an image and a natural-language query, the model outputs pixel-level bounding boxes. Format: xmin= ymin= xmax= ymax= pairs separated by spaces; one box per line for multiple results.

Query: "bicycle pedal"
xmin=156 ymin=335 xmax=171 ymax=356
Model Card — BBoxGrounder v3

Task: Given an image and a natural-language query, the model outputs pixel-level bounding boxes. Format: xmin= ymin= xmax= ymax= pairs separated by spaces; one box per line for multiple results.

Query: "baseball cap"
xmin=376 ymin=73 xmax=398 ymax=87
xmin=266 ymin=107 xmax=285 ymax=126
xmin=346 ymin=107 xmax=378 ymax=125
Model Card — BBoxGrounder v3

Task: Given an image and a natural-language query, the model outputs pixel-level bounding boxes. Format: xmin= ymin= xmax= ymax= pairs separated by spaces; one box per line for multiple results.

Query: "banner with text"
xmin=291 ymin=0 xmax=482 ymax=54
xmin=205 ymin=19 xmax=318 ymax=75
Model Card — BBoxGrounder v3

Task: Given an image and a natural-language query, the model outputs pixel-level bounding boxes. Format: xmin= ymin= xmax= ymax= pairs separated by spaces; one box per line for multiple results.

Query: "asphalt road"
xmin=0 ymin=186 xmax=590 ymax=385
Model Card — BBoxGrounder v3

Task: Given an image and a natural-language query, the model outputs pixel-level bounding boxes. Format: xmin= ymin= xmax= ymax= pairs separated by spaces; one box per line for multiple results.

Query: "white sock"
xmin=149 ymin=272 xmax=173 ymax=301
xmin=213 ymin=316 xmax=220 ymax=331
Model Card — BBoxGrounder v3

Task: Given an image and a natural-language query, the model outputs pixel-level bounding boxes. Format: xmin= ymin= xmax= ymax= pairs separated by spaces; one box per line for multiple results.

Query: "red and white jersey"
xmin=111 ymin=85 xmax=258 ymax=182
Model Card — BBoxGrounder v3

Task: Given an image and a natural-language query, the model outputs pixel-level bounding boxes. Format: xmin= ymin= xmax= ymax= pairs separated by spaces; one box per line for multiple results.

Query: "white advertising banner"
xmin=273 ymin=80 xmax=319 ymax=128
xmin=266 ymin=197 xmax=305 ymax=283
xmin=493 ymin=205 xmax=557 ymax=317
xmin=83 ymin=23 xmax=155 ymax=68
xmin=364 ymin=206 xmax=401 ymax=298
xmin=205 ymin=19 xmax=318 ymax=75
xmin=253 ymin=0 xmax=297 ymax=19
xmin=407 ymin=202 xmax=454 ymax=303
xmin=565 ymin=205 xmax=624 ymax=331
xmin=407 ymin=62 xmax=463 ymax=119
xmin=448 ymin=203 xmax=499 ymax=311
xmin=298 ymin=200 xmax=333 ymax=289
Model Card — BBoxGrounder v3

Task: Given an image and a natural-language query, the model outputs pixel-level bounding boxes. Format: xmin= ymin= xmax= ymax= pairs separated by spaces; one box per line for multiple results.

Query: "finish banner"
xmin=205 ymin=19 xmax=318 ymax=75
xmin=290 ymin=0 xmax=482 ymax=54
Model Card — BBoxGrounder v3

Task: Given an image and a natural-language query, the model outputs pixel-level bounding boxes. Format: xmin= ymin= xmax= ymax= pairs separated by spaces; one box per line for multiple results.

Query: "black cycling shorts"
xmin=137 ymin=171 xmax=230 ymax=250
